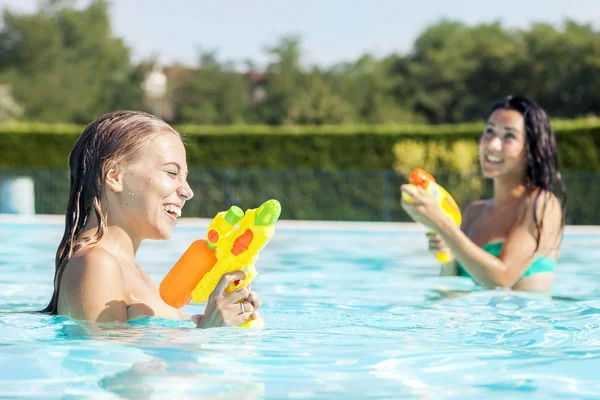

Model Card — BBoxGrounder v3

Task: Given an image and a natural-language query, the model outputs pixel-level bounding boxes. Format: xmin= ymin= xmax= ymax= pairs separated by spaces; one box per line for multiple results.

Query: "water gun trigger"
xmin=226 ymin=265 xmax=257 ymax=293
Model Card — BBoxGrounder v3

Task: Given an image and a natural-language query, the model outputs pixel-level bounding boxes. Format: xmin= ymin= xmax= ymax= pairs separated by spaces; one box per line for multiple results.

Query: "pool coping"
xmin=2 ymin=213 xmax=600 ymax=234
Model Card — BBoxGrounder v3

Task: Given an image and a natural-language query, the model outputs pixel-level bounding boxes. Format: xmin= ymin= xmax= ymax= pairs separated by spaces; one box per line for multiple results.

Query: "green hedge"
xmin=1 ymin=120 xmax=597 ymax=224
xmin=1 ymin=119 xmax=600 ymax=171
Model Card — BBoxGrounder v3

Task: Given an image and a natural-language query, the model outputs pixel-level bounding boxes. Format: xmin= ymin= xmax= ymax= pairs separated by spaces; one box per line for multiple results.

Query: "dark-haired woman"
xmin=402 ymin=95 xmax=566 ymax=292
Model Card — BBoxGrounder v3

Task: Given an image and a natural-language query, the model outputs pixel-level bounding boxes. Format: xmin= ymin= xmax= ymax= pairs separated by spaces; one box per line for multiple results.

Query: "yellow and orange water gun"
xmin=401 ymin=169 xmax=462 ymax=264
xmin=159 ymin=199 xmax=281 ymax=328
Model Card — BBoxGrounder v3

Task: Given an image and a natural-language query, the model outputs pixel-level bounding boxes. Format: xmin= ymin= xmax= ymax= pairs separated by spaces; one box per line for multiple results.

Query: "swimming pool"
xmin=1 ymin=217 xmax=600 ymax=399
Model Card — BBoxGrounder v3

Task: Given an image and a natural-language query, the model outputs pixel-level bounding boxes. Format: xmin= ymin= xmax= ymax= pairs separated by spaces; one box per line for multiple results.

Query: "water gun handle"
xmin=431 ymin=228 xmax=453 ymax=264
xmin=402 ymin=169 xmax=462 ymax=264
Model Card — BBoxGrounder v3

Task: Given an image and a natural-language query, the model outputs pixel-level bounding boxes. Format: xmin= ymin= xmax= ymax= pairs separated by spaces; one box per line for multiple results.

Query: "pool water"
xmin=2 ymin=220 xmax=600 ymax=399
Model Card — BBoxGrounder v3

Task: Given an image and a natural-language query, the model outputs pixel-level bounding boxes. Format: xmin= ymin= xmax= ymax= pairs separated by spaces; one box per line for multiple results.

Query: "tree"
xmin=254 ymin=36 xmax=308 ymax=124
xmin=170 ymin=50 xmax=250 ymax=124
xmin=406 ymin=20 xmax=523 ymax=123
xmin=0 ymin=0 xmax=143 ymax=123
xmin=327 ymin=54 xmax=425 ymax=124
xmin=287 ymin=71 xmax=354 ymax=124
xmin=519 ymin=21 xmax=600 ymax=117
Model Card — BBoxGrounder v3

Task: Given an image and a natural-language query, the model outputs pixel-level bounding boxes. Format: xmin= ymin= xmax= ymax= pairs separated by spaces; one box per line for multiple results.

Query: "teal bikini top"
xmin=456 ymin=241 xmax=556 ymax=279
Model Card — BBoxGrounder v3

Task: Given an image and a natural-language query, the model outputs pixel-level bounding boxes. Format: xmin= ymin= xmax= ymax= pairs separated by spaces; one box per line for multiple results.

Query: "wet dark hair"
xmin=487 ymin=94 xmax=567 ymax=252
xmin=42 ymin=110 xmax=179 ymax=314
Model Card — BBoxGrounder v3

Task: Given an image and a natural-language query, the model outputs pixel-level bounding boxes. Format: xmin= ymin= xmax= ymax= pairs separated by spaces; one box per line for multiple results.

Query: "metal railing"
xmin=0 ymin=168 xmax=592 ymax=224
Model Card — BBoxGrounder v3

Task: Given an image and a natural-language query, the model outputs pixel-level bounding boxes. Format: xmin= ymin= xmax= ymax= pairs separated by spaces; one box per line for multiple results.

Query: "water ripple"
xmin=1 ymin=224 xmax=600 ymax=398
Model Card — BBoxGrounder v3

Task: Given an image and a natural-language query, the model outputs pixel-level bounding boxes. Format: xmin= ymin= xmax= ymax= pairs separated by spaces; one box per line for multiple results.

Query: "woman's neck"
xmin=82 ymin=219 xmax=139 ymax=264
xmin=493 ymin=175 xmax=528 ymax=207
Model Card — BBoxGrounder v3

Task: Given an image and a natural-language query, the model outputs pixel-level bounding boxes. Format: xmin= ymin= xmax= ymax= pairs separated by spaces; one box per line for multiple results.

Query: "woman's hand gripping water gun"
xmin=401 ymin=169 xmax=462 ymax=264
xmin=191 ymin=199 xmax=281 ymax=328
xmin=159 ymin=199 xmax=281 ymax=328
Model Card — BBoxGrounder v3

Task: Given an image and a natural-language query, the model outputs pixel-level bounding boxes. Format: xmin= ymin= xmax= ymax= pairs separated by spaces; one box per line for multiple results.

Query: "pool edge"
xmin=1 ymin=213 xmax=599 ymax=234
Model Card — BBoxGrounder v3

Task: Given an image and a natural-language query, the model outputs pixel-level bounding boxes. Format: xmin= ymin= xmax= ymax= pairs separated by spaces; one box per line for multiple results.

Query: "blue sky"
xmin=1 ymin=0 xmax=599 ymax=68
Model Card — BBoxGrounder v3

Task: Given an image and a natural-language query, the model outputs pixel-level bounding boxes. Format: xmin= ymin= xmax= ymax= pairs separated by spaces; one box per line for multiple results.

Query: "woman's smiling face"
xmin=117 ymin=132 xmax=194 ymax=240
xmin=479 ymin=108 xmax=527 ymax=181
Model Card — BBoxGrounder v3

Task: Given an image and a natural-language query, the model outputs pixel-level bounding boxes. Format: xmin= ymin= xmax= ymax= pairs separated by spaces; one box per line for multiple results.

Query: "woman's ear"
xmin=105 ymin=161 xmax=124 ymax=193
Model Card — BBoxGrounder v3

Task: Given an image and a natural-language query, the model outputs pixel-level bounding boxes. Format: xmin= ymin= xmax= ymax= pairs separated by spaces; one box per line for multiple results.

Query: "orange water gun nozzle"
xmin=409 ymin=168 xmax=435 ymax=189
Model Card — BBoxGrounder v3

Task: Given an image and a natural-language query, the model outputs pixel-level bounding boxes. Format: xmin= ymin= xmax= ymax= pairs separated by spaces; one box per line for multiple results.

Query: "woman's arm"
xmin=60 ymin=248 xmax=263 ymax=328
xmin=434 ymin=214 xmax=531 ymax=288
xmin=402 ymin=186 xmax=563 ymax=289
xmin=429 ymin=202 xmax=484 ymax=277
xmin=439 ymin=191 xmax=562 ymax=288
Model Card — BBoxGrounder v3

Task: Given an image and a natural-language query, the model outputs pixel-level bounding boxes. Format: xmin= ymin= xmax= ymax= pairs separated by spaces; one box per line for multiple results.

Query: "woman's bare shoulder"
xmin=63 ymin=246 xmax=123 ymax=282
xmin=526 ymin=188 xmax=564 ymax=236
xmin=60 ymin=246 xmax=129 ymax=322
xmin=527 ymin=188 xmax=562 ymax=213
